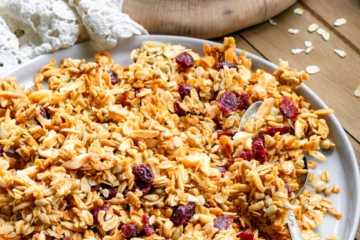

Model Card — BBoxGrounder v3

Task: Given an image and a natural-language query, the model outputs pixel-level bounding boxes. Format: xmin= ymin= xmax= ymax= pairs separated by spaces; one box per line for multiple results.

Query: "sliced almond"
xmin=308 ymin=23 xmax=319 ymax=33
xmin=288 ymin=28 xmax=299 ymax=34
xmin=291 ymin=48 xmax=305 ymax=55
xmin=334 ymin=18 xmax=347 ymax=27
xmin=305 ymin=47 xmax=314 ymax=54
xmin=293 ymin=8 xmax=304 ymax=15
xmin=334 ymin=49 xmax=346 ymax=58
xmin=306 ymin=65 xmax=320 ymax=75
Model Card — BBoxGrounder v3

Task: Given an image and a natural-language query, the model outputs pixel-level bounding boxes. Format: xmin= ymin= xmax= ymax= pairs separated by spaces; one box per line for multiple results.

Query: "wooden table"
xmin=211 ymin=0 xmax=360 ymax=238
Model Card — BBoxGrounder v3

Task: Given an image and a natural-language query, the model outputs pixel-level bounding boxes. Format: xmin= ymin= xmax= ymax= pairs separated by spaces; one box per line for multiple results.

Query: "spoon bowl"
xmin=240 ymin=101 xmax=308 ymax=240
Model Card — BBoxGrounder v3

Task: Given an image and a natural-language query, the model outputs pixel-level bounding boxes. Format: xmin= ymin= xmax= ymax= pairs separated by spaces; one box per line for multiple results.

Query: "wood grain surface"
xmin=122 ymin=0 xmax=296 ymax=39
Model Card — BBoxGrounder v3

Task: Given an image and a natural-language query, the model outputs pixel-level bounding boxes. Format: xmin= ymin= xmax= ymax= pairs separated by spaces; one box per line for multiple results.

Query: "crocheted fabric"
xmin=0 ymin=0 xmax=148 ymax=75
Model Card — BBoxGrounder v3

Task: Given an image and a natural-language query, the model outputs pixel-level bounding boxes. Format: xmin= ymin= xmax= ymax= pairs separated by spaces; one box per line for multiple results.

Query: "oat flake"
xmin=306 ymin=65 xmax=320 ymax=74
xmin=322 ymin=31 xmax=330 ymax=41
xmin=291 ymin=48 xmax=305 ymax=54
xmin=305 ymin=47 xmax=314 ymax=54
xmin=334 ymin=49 xmax=346 ymax=58
xmin=308 ymin=23 xmax=319 ymax=33
xmin=354 ymin=86 xmax=360 ymax=97
xmin=288 ymin=28 xmax=299 ymax=34
xmin=294 ymin=8 xmax=304 ymax=15
xmin=317 ymin=28 xmax=325 ymax=35
xmin=334 ymin=18 xmax=347 ymax=27
xmin=304 ymin=41 xmax=312 ymax=48
xmin=269 ymin=19 xmax=277 ymax=26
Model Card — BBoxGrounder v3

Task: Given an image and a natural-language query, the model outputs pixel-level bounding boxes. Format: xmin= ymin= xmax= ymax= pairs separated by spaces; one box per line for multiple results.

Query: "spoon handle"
xmin=287 ymin=209 xmax=303 ymax=240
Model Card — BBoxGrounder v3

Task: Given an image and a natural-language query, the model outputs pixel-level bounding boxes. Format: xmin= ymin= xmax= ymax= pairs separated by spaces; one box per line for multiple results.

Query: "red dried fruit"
xmin=121 ymin=224 xmax=137 ymax=239
xmin=238 ymin=150 xmax=253 ymax=161
xmin=265 ymin=126 xmax=291 ymax=136
xmin=285 ymin=185 xmax=293 ymax=198
xmin=108 ymin=70 xmax=118 ymax=85
xmin=279 ymin=96 xmax=299 ymax=120
xmin=142 ymin=215 xmax=155 ymax=236
xmin=214 ymin=215 xmax=233 ymax=231
xmin=252 ymin=138 xmax=267 ymax=164
xmin=40 ymin=106 xmax=50 ymax=119
xmin=134 ymin=89 xmax=140 ymax=97
xmin=60 ymin=116 xmax=65 ymax=123
xmin=252 ymin=133 xmax=265 ymax=145
xmin=236 ymin=230 xmax=254 ymax=240
xmin=62 ymin=237 xmax=71 ymax=240
xmin=203 ymin=201 xmax=212 ymax=208
xmin=132 ymin=164 xmax=155 ymax=195
xmin=215 ymin=62 xmax=238 ymax=71
xmin=238 ymin=93 xmax=249 ymax=110
xmin=176 ymin=52 xmax=194 ymax=68
xmin=170 ymin=202 xmax=195 ymax=226
xmin=218 ymin=91 xmax=240 ymax=114
xmin=217 ymin=130 xmax=235 ymax=138
xmin=217 ymin=166 xmax=227 ymax=177
xmin=91 ymin=184 xmax=118 ymax=200
xmin=174 ymin=100 xmax=187 ymax=116
xmin=92 ymin=205 xmax=109 ymax=225
xmin=91 ymin=185 xmax=101 ymax=192
xmin=178 ymin=83 xmax=193 ymax=99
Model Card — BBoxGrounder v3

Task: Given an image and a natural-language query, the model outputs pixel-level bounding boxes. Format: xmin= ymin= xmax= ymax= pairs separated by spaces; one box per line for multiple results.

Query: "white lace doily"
xmin=0 ymin=0 xmax=148 ymax=75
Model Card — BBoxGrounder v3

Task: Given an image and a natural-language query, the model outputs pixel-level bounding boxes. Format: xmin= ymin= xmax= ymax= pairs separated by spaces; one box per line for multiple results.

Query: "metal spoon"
xmin=239 ymin=101 xmax=308 ymax=240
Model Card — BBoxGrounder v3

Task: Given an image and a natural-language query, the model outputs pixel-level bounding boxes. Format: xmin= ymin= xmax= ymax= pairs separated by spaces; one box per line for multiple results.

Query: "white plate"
xmin=2 ymin=35 xmax=360 ymax=239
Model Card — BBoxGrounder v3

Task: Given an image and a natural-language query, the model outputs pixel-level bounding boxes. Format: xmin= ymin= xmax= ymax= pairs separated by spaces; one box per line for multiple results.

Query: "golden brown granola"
xmin=0 ymin=37 xmax=340 ymax=240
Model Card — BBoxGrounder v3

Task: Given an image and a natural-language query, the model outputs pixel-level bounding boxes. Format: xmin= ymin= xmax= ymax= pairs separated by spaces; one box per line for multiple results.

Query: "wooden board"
xmin=300 ymin=0 xmax=360 ymax=52
xmin=239 ymin=3 xmax=360 ymax=142
xmin=122 ymin=0 xmax=296 ymax=39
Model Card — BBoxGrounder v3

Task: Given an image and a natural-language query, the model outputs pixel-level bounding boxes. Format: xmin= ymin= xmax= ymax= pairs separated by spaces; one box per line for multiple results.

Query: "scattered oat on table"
xmin=291 ymin=48 xmax=305 ymax=54
xmin=322 ymin=31 xmax=330 ymax=41
xmin=308 ymin=23 xmax=319 ymax=33
xmin=306 ymin=65 xmax=320 ymax=74
xmin=334 ymin=49 xmax=346 ymax=58
xmin=317 ymin=27 xmax=325 ymax=35
xmin=288 ymin=28 xmax=299 ymax=34
xmin=355 ymin=85 xmax=360 ymax=97
xmin=304 ymin=41 xmax=312 ymax=48
xmin=334 ymin=18 xmax=347 ymax=27
xmin=293 ymin=8 xmax=304 ymax=15
xmin=305 ymin=47 xmax=314 ymax=54
xmin=268 ymin=19 xmax=277 ymax=26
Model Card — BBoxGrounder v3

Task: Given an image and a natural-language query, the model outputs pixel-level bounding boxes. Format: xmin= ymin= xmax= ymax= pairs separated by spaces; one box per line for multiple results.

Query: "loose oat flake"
xmin=0 ymin=37 xmax=341 ymax=240
xmin=306 ymin=65 xmax=321 ymax=74
xmin=294 ymin=8 xmax=304 ymax=15
xmin=291 ymin=48 xmax=305 ymax=54
xmin=322 ymin=31 xmax=330 ymax=41
xmin=308 ymin=23 xmax=319 ymax=33
xmin=317 ymin=27 xmax=325 ymax=35
xmin=288 ymin=28 xmax=299 ymax=34
xmin=334 ymin=49 xmax=346 ymax=58
xmin=268 ymin=19 xmax=277 ymax=26
xmin=304 ymin=41 xmax=312 ymax=48
xmin=334 ymin=18 xmax=347 ymax=27
xmin=305 ymin=46 xmax=314 ymax=54
xmin=355 ymin=85 xmax=360 ymax=97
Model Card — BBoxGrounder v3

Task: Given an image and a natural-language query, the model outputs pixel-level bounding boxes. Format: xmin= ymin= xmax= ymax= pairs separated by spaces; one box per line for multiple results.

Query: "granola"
xmin=0 ymin=37 xmax=341 ymax=240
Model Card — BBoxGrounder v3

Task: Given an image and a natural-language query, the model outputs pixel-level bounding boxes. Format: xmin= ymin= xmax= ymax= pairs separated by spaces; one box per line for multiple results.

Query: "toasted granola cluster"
xmin=0 ymin=37 xmax=340 ymax=240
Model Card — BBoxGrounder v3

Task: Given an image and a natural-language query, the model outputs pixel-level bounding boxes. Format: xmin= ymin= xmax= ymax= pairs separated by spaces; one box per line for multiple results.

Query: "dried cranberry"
xmin=285 ymin=185 xmax=293 ymax=198
xmin=60 ymin=116 xmax=65 ymax=123
xmin=40 ymin=106 xmax=50 ymax=119
xmin=91 ymin=184 xmax=118 ymax=199
xmin=170 ymin=202 xmax=195 ymax=226
xmin=217 ymin=166 xmax=227 ymax=177
xmin=132 ymin=164 xmax=155 ymax=195
xmin=134 ymin=89 xmax=140 ymax=97
xmin=178 ymin=83 xmax=193 ymax=99
xmin=236 ymin=230 xmax=254 ymax=240
xmin=238 ymin=150 xmax=253 ymax=161
xmin=204 ymin=201 xmax=212 ymax=208
xmin=122 ymin=189 xmax=129 ymax=196
xmin=0 ymin=147 xmax=3 ymax=156
xmin=92 ymin=205 xmax=109 ymax=225
xmin=108 ymin=187 xmax=118 ymax=199
xmin=217 ymin=130 xmax=235 ymax=138
xmin=141 ymin=215 xmax=155 ymax=236
xmin=279 ymin=96 xmax=299 ymax=120
xmin=174 ymin=100 xmax=187 ymax=116
xmin=91 ymin=185 xmax=101 ymax=192
xmin=218 ymin=91 xmax=240 ymax=114
xmin=215 ymin=62 xmax=238 ymax=71
xmin=108 ymin=70 xmax=118 ymax=85
xmin=252 ymin=138 xmax=267 ymax=164
xmin=62 ymin=237 xmax=71 ymax=240
xmin=121 ymin=224 xmax=137 ymax=239
xmin=252 ymin=133 xmax=265 ymax=145
xmin=176 ymin=52 xmax=194 ymax=68
xmin=214 ymin=215 xmax=233 ymax=231
xmin=238 ymin=93 xmax=249 ymax=110
xmin=265 ymin=126 xmax=291 ymax=136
